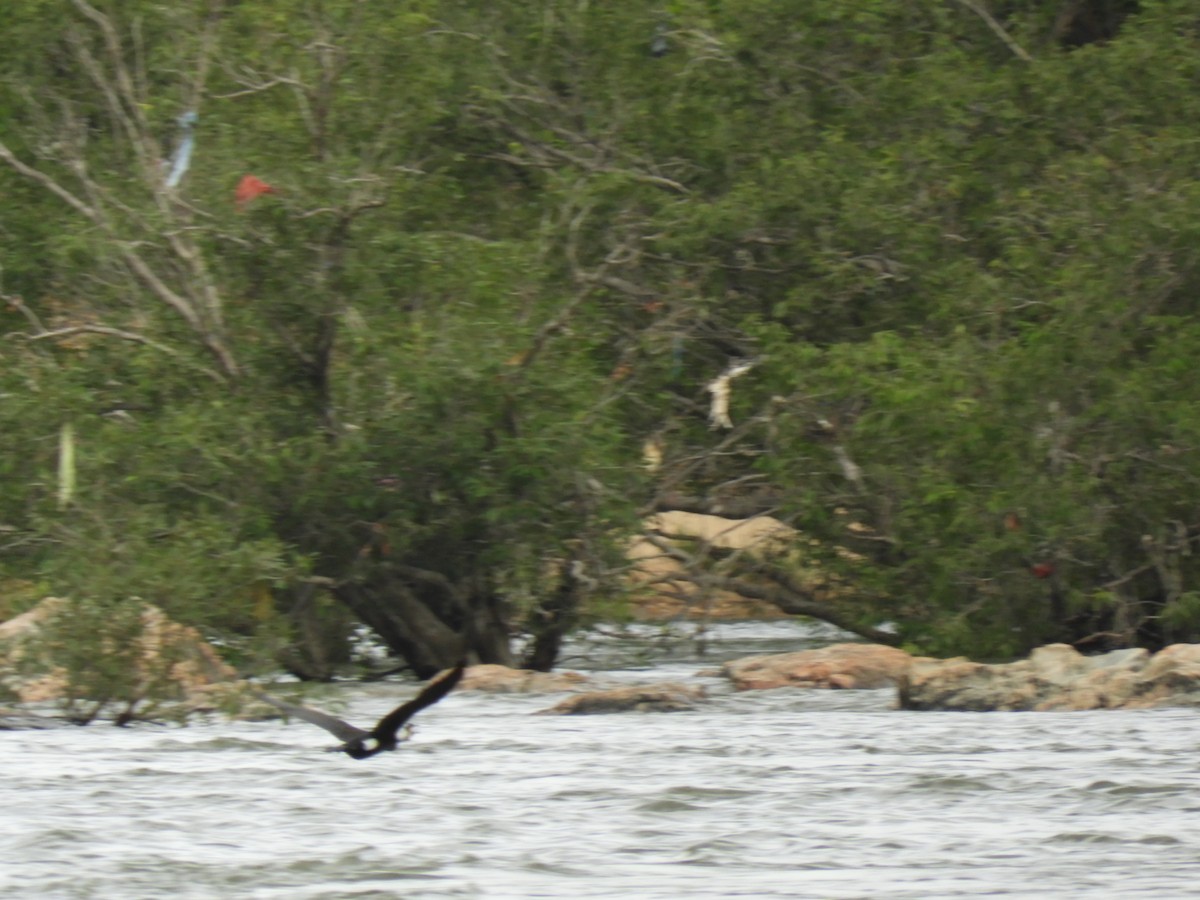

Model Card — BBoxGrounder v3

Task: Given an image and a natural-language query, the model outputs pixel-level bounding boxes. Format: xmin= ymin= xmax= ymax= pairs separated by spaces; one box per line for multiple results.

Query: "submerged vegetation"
xmin=2 ymin=0 xmax=1199 ymax=690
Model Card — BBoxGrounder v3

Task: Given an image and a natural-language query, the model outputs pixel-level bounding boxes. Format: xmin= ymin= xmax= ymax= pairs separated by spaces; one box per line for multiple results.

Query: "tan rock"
xmin=0 ymin=596 xmax=67 ymax=641
xmin=459 ymin=664 xmax=589 ymax=693
xmin=1139 ymin=642 xmax=1200 ymax=680
xmin=537 ymin=682 xmax=706 ymax=714
xmin=899 ymin=643 xmax=1200 ymax=711
xmin=642 ymin=511 xmax=797 ymax=550
xmin=0 ymin=597 xmax=239 ymax=709
xmin=722 ymin=643 xmax=915 ymax=690
xmin=628 ymin=511 xmax=796 ymax=620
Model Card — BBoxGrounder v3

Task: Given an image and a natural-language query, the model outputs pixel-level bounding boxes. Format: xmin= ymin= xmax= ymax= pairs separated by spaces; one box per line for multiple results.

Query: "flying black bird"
xmin=257 ymin=662 xmax=465 ymax=759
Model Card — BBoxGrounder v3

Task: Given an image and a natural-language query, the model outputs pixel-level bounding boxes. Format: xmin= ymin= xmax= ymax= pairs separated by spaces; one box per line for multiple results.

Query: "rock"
xmin=899 ymin=642 xmax=1200 ymax=711
xmin=459 ymin=664 xmax=590 ymax=693
xmin=0 ymin=598 xmax=65 ymax=641
xmin=722 ymin=643 xmax=916 ymax=690
xmin=537 ymin=682 xmax=706 ymax=714
xmin=627 ymin=511 xmax=796 ymax=620
xmin=0 ymin=597 xmax=240 ymax=711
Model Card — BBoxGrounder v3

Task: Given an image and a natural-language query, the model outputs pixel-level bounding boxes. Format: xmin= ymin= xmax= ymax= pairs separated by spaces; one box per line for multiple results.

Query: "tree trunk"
xmin=332 ymin=569 xmax=515 ymax=676
xmin=276 ymin=583 xmax=354 ymax=681
xmin=522 ymin=557 xmax=583 ymax=672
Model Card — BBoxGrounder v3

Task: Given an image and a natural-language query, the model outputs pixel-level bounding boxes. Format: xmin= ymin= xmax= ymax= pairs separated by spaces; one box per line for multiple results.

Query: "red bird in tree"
xmin=235 ymin=174 xmax=277 ymax=208
xmin=1030 ymin=562 xmax=1056 ymax=579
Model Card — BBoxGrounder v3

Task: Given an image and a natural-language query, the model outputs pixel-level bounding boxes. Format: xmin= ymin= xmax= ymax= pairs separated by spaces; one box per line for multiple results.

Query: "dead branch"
xmin=676 ymin=570 xmax=899 ymax=645
xmin=28 ymin=324 xmax=173 ymax=350
xmin=953 ymin=0 xmax=1034 ymax=63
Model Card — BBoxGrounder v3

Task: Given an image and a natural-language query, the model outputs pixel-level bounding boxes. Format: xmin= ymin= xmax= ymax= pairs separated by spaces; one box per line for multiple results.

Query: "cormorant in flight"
xmin=257 ymin=662 xmax=465 ymax=760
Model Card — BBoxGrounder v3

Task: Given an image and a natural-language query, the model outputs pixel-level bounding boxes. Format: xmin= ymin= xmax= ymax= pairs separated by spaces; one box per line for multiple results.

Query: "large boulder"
xmin=0 ymin=597 xmax=241 ymax=712
xmin=899 ymin=643 xmax=1200 ymax=711
xmin=537 ymin=682 xmax=706 ymax=714
xmin=722 ymin=643 xmax=916 ymax=690
xmin=627 ymin=511 xmax=796 ymax=619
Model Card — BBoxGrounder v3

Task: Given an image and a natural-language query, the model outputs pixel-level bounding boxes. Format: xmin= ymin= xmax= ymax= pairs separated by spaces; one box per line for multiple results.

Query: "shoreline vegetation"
xmin=2 ymin=2 xmax=1198 ymax=690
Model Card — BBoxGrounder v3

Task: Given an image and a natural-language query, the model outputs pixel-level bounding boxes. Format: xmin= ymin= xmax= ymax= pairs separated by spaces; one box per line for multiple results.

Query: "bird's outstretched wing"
xmin=255 ymin=691 xmax=369 ymax=744
xmin=371 ymin=662 xmax=466 ymax=743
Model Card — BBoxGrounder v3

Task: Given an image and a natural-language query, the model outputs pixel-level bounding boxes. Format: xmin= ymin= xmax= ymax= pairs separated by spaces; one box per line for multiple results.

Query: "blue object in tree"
xmin=164 ymin=110 xmax=198 ymax=188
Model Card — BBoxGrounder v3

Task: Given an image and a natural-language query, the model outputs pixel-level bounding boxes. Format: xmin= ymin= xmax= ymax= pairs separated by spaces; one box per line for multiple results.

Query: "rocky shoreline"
xmin=898 ymin=642 xmax=1200 ymax=712
xmin=436 ymin=640 xmax=1200 ymax=714
xmin=6 ymin=595 xmax=1200 ymax=724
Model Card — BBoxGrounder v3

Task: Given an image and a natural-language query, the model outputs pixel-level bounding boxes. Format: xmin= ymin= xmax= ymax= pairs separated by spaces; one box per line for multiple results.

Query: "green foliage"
xmin=1161 ymin=593 xmax=1200 ymax=634
xmin=1 ymin=0 xmax=1199 ymax=674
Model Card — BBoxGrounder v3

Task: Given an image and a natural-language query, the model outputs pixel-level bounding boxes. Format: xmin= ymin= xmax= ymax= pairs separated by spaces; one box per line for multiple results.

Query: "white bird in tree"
xmin=706 ymin=359 xmax=755 ymax=429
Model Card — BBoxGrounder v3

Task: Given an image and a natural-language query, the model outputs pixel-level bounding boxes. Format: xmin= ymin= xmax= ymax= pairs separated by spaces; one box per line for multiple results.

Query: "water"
xmin=3 ymin=621 xmax=1198 ymax=899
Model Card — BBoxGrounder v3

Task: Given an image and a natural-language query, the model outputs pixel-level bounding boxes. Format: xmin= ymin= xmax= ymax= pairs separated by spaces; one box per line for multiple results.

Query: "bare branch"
xmin=4 ymin=291 xmax=227 ymax=382
xmin=0 ymin=140 xmax=103 ymax=224
xmin=678 ymin=570 xmax=900 ymax=645
xmin=953 ymin=0 xmax=1034 ymax=63
xmin=471 ymin=104 xmax=690 ymax=195
xmin=66 ymin=26 xmax=153 ymax=174
xmin=297 ymin=199 xmax=386 ymax=221
xmin=70 ymin=0 xmax=157 ymax=157
xmin=2 ymin=292 xmax=47 ymax=333
xmin=212 ymin=77 xmax=301 ymax=100
xmin=28 ymin=323 xmax=170 ymax=348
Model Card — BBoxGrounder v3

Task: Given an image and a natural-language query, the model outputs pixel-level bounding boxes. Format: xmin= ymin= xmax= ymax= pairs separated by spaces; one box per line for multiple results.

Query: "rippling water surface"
xmin=3 ymin=622 xmax=1199 ymax=899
